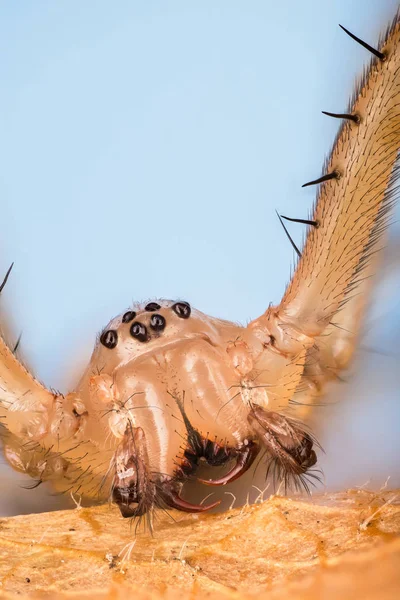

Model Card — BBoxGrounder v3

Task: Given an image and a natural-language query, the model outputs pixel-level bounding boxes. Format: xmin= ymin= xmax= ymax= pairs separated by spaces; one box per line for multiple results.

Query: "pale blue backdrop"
xmin=1 ymin=0 xmax=399 ymax=515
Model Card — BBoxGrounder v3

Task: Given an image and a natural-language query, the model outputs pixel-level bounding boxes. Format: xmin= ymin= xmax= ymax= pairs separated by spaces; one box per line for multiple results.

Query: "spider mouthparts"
xmin=112 ymin=426 xmax=155 ymax=518
xmin=248 ymin=405 xmax=318 ymax=476
xmin=159 ymin=479 xmax=221 ymax=513
xmin=198 ymin=440 xmax=259 ymax=486
xmin=117 ymin=500 xmax=146 ymax=518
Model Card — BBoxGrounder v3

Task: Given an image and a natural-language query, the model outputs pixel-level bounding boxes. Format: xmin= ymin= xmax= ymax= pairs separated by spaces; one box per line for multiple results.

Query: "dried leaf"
xmin=0 ymin=489 xmax=399 ymax=599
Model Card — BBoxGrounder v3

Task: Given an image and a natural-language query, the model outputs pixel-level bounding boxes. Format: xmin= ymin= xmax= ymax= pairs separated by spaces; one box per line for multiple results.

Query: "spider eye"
xmin=145 ymin=302 xmax=161 ymax=312
xmin=150 ymin=314 xmax=166 ymax=332
xmin=130 ymin=322 xmax=149 ymax=342
xmin=122 ymin=311 xmax=136 ymax=323
xmin=172 ymin=302 xmax=191 ymax=319
xmin=100 ymin=329 xmax=118 ymax=349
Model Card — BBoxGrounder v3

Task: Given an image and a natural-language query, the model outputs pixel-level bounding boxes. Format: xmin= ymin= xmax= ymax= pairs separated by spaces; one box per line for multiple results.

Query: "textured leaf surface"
xmin=0 ymin=489 xmax=399 ymax=599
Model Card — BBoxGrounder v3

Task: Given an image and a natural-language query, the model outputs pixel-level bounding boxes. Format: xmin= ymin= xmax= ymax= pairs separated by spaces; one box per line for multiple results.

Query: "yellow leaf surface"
xmin=0 ymin=489 xmax=399 ymax=599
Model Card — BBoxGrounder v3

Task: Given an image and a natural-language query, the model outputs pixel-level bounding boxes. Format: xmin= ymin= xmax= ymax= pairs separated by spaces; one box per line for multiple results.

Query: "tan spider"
xmin=1 ymin=16 xmax=399 ymax=522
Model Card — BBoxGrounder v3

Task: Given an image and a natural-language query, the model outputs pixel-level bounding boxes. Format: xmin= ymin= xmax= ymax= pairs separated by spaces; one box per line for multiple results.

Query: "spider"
xmin=1 ymin=15 xmax=399 ymax=522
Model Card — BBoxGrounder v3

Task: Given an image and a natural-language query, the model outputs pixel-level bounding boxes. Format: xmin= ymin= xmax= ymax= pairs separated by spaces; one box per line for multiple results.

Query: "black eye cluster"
xmin=100 ymin=301 xmax=191 ymax=349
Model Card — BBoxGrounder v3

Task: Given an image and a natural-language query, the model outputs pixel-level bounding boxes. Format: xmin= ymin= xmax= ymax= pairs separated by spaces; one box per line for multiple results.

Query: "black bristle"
xmin=339 ymin=24 xmax=386 ymax=60
xmin=281 ymin=215 xmax=319 ymax=228
xmin=276 ymin=211 xmax=301 ymax=258
xmin=13 ymin=333 xmax=22 ymax=354
xmin=302 ymin=171 xmax=339 ymax=188
xmin=0 ymin=263 xmax=14 ymax=294
xmin=322 ymin=110 xmax=360 ymax=123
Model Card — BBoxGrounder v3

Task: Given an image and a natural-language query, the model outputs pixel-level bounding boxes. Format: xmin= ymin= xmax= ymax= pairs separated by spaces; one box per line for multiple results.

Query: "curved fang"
xmin=164 ymin=490 xmax=221 ymax=513
xmin=199 ymin=440 xmax=259 ymax=486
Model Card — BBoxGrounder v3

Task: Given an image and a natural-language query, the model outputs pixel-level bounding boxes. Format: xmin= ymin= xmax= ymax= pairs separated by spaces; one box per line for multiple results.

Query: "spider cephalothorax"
xmin=1 ymin=15 xmax=399 ymax=522
xmin=75 ymin=298 xmax=320 ymax=517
